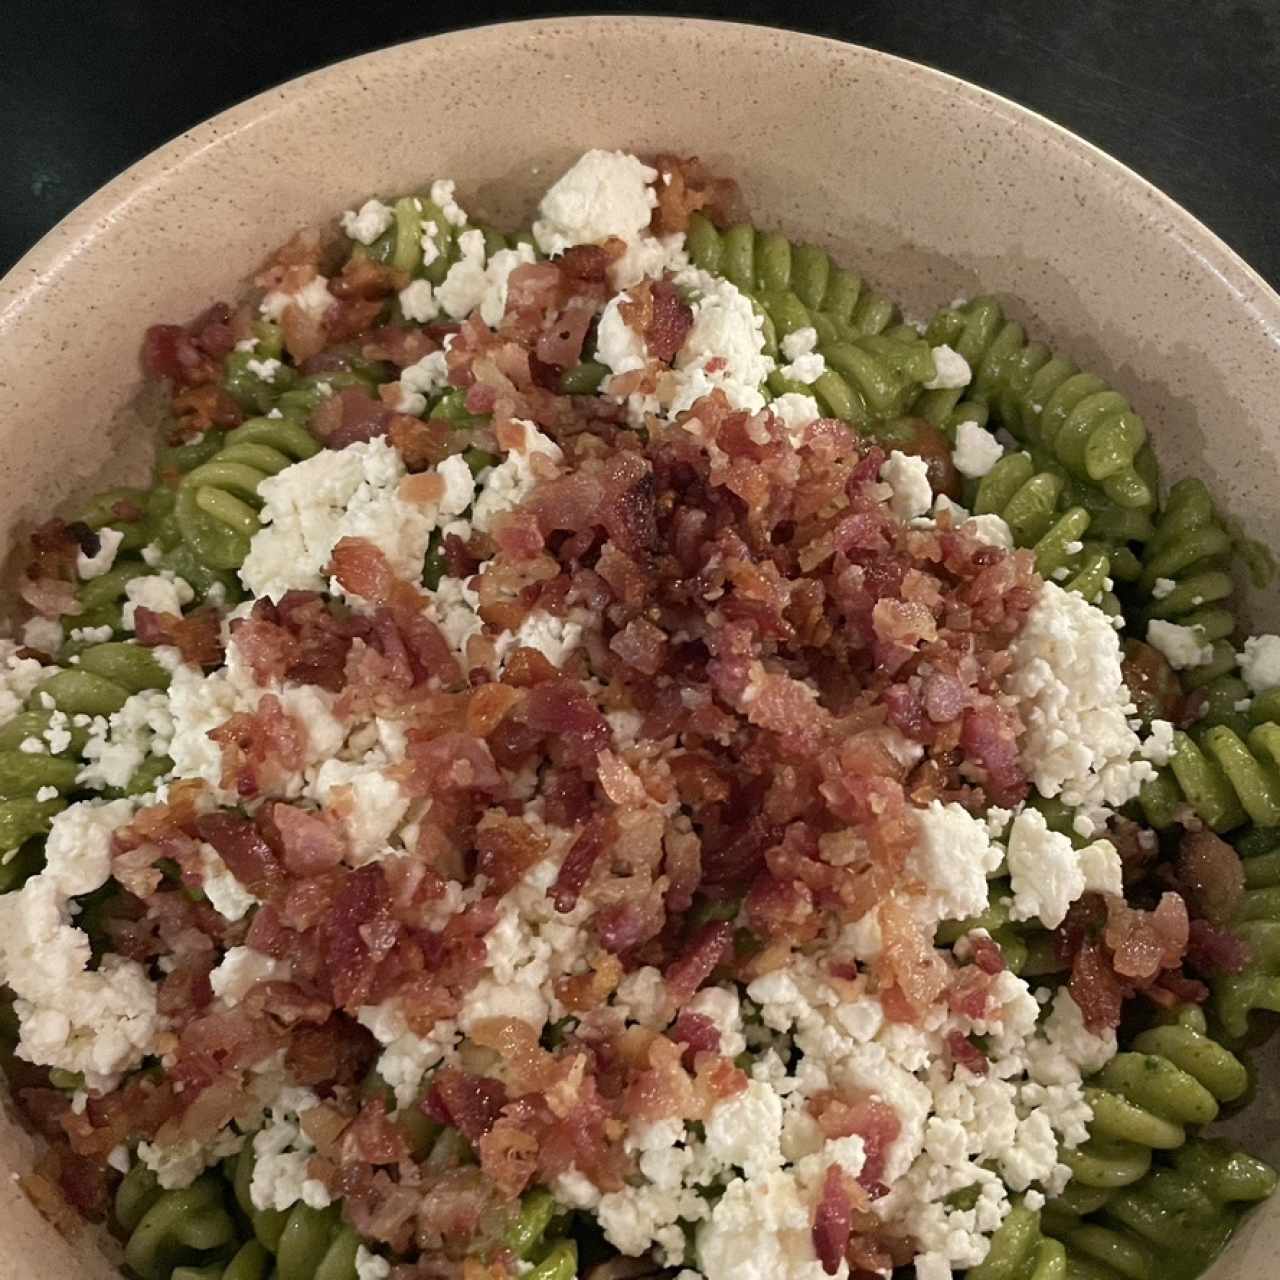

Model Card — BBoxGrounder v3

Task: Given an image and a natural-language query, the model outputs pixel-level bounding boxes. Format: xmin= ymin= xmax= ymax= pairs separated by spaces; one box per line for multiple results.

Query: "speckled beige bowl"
xmin=1 ymin=16 xmax=1279 ymax=1280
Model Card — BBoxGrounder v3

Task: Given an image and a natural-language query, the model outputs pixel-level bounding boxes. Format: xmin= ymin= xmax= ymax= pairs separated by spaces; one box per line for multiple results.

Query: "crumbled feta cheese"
xmin=904 ymin=801 xmax=1005 ymax=929
xmin=924 ymin=345 xmax=971 ymax=390
xmin=121 ymin=572 xmax=194 ymax=630
xmin=770 ymin=393 xmax=821 ymax=442
xmin=533 ymin=150 xmax=658 ymax=256
xmin=355 ymin=1247 xmax=391 ymax=1280
xmin=881 ymin=451 xmax=934 ymax=521
xmin=609 ymin=233 xmax=689 ymax=290
xmin=1006 ymin=809 xmax=1118 ymax=929
xmin=77 ymin=688 xmax=174 ymax=792
xmin=308 ymin=759 xmax=409 ymax=863
xmin=357 ymin=1001 xmax=460 ymax=1107
xmin=596 ymin=293 xmax=648 ymax=376
xmin=1238 ymin=634 xmax=1280 ymax=694
xmin=21 ymin=617 xmax=63 ymax=652
xmin=437 ymin=230 xmax=539 ymax=327
xmin=1151 ymin=577 xmax=1177 ymax=600
xmin=668 ymin=271 xmax=773 ymax=417
xmin=685 ymin=985 xmax=747 ymax=1058
xmin=1146 ymin=620 xmax=1213 ymax=670
xmin=0 ymin=641 xmax=52 ymax=724
xmin=779 ymin=327 xmax=826 ymax=384
xmin=395 ymin=350 xmax=452 ymax=415
xmin=241 ymin=438 xmax=436 ymax=602
xmin=250 ymin=1093 xmax=332 ymax=1213
xmin=1140 ymin=718 xmax=1175 ymax=766
xmin=210 ymin=946 xmax=288 ymax=1006
xmin=952 ymin=422 xmax=1004 ymax=478
xmin=246 ymin=357 xmax=282 ymax=382
xmin=340 ymin=198 xmax=394 ymax=245
xmin=260 ymin=274 xmax=331 ymax=323
xmin=0 ymin=800 xmax=158 ymax=1085
xmin=1003 ymin=582 xmax=1154 ymax=826
xmin=471 ymin=421 xmax=563 ymax=532
xmin=139 ymin=1130 xmax=243 ymax=1190
xmin=496 ymin=611 xmax=583 ymax=670
xmin=399 ymin=278 xmax=439 ymax=323
xmin=428 ymin=178 xmax=468 ymax=228
xmin=76 ymin=527 xmax=124 ymax=580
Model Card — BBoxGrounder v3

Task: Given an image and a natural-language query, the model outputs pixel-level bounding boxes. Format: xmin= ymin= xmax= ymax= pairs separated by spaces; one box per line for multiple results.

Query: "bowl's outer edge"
xmin=1 ymin=16 xmax=1278 ymax=1279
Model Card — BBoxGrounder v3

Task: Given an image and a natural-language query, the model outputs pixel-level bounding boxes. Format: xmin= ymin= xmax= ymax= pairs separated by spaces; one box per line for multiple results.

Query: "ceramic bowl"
xmin=0 ymin=16 xmax=1277 ymax=1279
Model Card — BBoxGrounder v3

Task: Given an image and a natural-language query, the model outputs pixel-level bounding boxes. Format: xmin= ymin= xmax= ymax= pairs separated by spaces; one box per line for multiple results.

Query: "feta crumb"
xmin=246 ymin=357 xmax=282 ymax=382
xmin=1146 ymin=620 xmax=1213 ymax=670
xmin=881 ymin=451 xmax=934 ymax=521
xmin=533 ymin=150 xmax=658 ymax=256
xmin=21 ymin=617 xmax=63 ymax=653
xmin=1238 ymin=634 xmax=1280 ymax=694
xmin=399 ymin=278 xmax=439 ymax=323
xmin=770 ymin=393 xmax=821 ymax=442
xmin=1151 ymin=577 xmax=1177 ymax=600
xmin=121 ymin=572 xmax=194 ymax=631
xmin=924 ymin=345 xmax=972 ymax=390
xmin=952 ymin=422 xmax=1004 ymax=478
xmin=1140 ymin=718 xmax=1175 ymax=766
xmin=340 ymin=198 xmax=394 ymax=245
xmin=76 ymin=527 xmax=125 ymax=581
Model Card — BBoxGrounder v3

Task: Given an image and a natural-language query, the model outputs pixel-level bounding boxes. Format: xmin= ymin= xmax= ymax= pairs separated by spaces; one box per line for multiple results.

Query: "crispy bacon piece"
xmin=664 ymin=922 xmax=733 ymax=1006
xmin=196 ymin=812 xmax=286 ymax=897
xmin=813 ymin=1164 xmax=853 ymax=1276
xmin=649 ymin=154 xmax=744 ymax=234
xmin=134 ymin=606 xmax=225 ymax=667
xmin=1176 ymin=830 xmax=1245 ymax=926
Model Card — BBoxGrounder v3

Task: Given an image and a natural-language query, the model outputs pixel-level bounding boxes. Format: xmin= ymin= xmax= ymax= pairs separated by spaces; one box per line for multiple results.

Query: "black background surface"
xmin=1 ymin=1 xmax=1276 ymax=285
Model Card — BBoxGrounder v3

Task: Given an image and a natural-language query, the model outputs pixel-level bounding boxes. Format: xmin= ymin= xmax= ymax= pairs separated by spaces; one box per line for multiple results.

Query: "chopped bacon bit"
xmin=425 ymin=1069 xmax=509 ymax=1143
xmin=664 ymin=922 xmax=734 ymax=1007
xmin=971 ymin=935 xmax=1007 ymax=975
xmin=1186 ymin=918 xmax=1251 ymax=976
xmin=946 ymin=1030 xmax=989 ymax=1076
xmin=134 ymin=606 xmax=225 ymax=667
xmin=649 ymin=154 xmax=745 ymax=234
xmin=813 ymin=1164 xmax=854 ymax=1276
xmin=1069 ymin=940 xmax=1126 ymax=1033
xmin=1104 ymin=892 xmax=1190 ymax=981
xmin=195 ymin=812 xmax=286 ymax=897
xmin=1176 ymin=830 xmax=1245 ymax=927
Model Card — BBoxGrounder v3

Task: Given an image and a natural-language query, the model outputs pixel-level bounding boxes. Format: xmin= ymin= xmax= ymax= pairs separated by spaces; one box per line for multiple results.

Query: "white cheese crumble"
xmin=1238 ymin=634 xmax=1280 ymax=694
xmin=355 ymin=1247 xmax=391 ymax=1280
xmin=471 ymin=421 xmax=563 ymax=532
xmin=1140 ymin=718 xmax=1176 ymax=766
xmin=596 ymin=292 xmax=648 ymax=376
xmin=209 ymin=946 xmax=288 ymax=1006
xmin=436 ymin=230 xmax=538 ymax=327
xmin=240 ymin=437 xmax=437 ymax=602
xmin=77 ymin=688 xmax=174 ymax=792
xmin=533 ymin=150 xmax=658 ymax=256
xmin=495 ymin=612 xmax=583 ymax=670
xmin=250 ymin=1091 xmax=332 ymax=1213
xmin=122 ymin=572 xmax=194 ymax=630
xmin=139 ymin=1131 xmax=244 ymax=1190
xmin=395 ymin=350 xmax=452 ymax=416
xmin=923 ymin=345 xmax=972 ymax=390
xmin=1006 ymin=809 xmax=1120 ymax=928
xmin=770 ymin=393 xmax=822 ymax=442
xmin=340 ymin=198 xmax=394 ymax=245
xmin=952 ymin=422 xmax=1004 ymax=478
xmin=881 ymin=451 xmax=934 ymax=521
xmin=399 ymin=278 xmax=439 ymax=323
xmin=779 ymin=326 xmax=826 ymax=384
xmin=1146 ymin=620 xmax=1213 ymax=670
xmin=260 ymin=275 xmax=332 ymax=323
xmin=0 ymin=799 xmax=158 ymax=1086
xmin=1003 ymin=581 xmax=1154 ymax=827
xmin=668 ymin=270 xmax=774 ymax=417
xmin=76 ymin=526 xmax=124 ymax=580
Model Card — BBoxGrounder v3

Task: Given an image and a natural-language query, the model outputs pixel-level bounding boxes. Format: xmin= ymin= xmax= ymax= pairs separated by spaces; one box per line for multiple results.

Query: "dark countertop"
xmin=1 ymin=1 xmax=1276 ymax=286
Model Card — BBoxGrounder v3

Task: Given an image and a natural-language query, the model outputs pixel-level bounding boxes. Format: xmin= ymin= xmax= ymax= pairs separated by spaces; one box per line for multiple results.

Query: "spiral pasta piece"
xmin=175 ymin=416 xmax=321 ymax=570
xmin=924 ymin=297 xmax=1156 ymax=512
xmin=118 ymin=1171 xmax=238 ymax=1280
xmin=972 ymin=454 xmax=1111 ymax=601
xmin=1043 ymin=1139 xmax=1276 ymax=1280
xmin=966 ymin=1201 xmax=1067 ymax=1280
xmin=1063 ymin=1007 xmax=1247 ymax=1193
xmin=683 ymin=213 xmax=944 ymax=428
xmin=1138 ymin=720 xmax=1280 ymax=832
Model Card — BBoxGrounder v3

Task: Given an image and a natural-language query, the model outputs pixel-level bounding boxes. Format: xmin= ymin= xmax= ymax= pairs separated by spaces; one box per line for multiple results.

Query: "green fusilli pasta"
xmin=923 ymin=297 xmax=1158 ymax=512
xmin=966 ymin=1201 xmax=1066 ymax=1280
xmin=174 ymin=416 xmax=321 ymax=571
xmin=1064 ymin=1006 xmax=1247 ymax=1193
xmin=116 ymin=1168 xmax=238 ymax=1280
xmin=1042 ymin=1138 xmax=1276 ymax=1280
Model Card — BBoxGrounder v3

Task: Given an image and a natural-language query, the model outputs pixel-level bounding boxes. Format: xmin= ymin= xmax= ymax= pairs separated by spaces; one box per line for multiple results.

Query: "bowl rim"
xmin=2 ymin=15 xmax=1279 ymax=339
